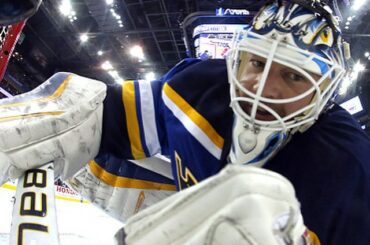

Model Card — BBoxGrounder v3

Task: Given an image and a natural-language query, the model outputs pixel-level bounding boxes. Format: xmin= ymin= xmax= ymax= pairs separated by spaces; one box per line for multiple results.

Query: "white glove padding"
xmin=68 ymin=157 xmax=175 ymax=222
xmin=121 ymin=165 xmax=309 ymax=245
xmin=0 ymin=72 xmax=106 ymax=185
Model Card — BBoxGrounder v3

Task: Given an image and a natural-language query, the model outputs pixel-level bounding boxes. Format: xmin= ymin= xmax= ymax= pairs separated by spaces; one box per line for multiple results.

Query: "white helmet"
xmin=227 ymin=0 xmax=349 ymax=166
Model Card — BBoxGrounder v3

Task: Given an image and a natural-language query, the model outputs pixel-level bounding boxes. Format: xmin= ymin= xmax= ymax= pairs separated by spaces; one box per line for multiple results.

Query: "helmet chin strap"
xmin=228 ymin=116 xmax=287 ymax=167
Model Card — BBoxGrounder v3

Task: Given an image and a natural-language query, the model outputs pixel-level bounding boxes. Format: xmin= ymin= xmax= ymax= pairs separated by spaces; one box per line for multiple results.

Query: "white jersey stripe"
xmin=162 ymin=90 xmax=222 ymax=159
xmin=138 ymin=80 xmax=161 ymax=156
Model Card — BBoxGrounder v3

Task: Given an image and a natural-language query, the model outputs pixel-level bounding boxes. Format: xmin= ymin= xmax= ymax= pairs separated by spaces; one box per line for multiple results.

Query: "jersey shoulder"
xmin=276 ymin=104 xmax=370 ymax=165
xmin=314 ymin=104 xmax=370 ymax=157
xmin=266 ymin=104 xmax=370 ymax=244
xmin=166 ymin=58 xmax=232 ymax=136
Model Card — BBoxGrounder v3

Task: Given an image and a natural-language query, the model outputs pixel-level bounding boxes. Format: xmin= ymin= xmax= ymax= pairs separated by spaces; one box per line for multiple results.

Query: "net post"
xmin=0 ymin=20 xmax=26 ymax=81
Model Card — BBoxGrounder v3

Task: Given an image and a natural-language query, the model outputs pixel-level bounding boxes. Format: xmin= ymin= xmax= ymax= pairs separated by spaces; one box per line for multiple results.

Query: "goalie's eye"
xmin=283 ymin=71 xmax=307 ymax=83
xmin=250 ymin=59 xmax=265 ymax=69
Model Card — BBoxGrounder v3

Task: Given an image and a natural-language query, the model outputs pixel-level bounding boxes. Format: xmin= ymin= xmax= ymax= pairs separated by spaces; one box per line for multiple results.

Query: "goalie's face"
xmin=227 ymin=49 xmax=328 ymax=166
xmin=226 ymin=0 xmax=348 ymax=166
xmin=237 ymin=53 xmax=318 ymax=122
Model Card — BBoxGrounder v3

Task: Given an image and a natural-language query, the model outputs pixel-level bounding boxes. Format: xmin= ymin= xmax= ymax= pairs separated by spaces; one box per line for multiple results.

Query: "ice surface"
xmin=0 ymin=183 xmax=124 ymax=245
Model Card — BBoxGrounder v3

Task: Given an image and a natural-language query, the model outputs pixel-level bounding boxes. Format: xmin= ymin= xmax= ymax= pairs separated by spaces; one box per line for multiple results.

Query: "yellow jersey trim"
xmin=308 ymin=229 xmax=321 ymax=245
xmin=163 ymin=83 xmax=224 ymax=149
xmin=122 ymin=80 xmax=146 ymax=159
xmin=89 ymin=160 xmax=177 ymax=191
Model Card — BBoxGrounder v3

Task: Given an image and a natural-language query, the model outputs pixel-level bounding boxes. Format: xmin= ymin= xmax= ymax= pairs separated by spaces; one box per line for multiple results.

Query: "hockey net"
xmin=0 ymin=21 xmax=26 ymax=82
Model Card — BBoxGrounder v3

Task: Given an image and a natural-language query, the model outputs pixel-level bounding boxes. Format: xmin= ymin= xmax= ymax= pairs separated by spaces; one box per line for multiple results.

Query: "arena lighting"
xmin=59 ymin=0 xmax=73 ymax=16
xmin=79 ymin=33 xmax=89 ymax=43
xmin=365 ymin=52 xmax=369 ymax=58
xmin=353 ymin=61 xmax=365 ymax=73
xmin=108 ymin=70 xmax=119 ymax=78
xmin=145 ymin=72 xmax=156 ymax=81
xmin=339 ymin=75 xmax=352 ymax=95
xmin=351 ymin=60 xmax=365 ymax=82
xmin=106 ymin=0 xmax=114 ymax=5
xmin=339 ymin=60 xmax=365 ymax=95
xmin=101 ymin=61 xmax=113 ymax=70
xmin=109 ymin=7 xmax=123 ymax=26
xmin=97 ymin=50 xmax=103 ymax=56
xmin=60 ymin=0 xmax=77 ymax=23
xmin=352 ymin=0 xmax=367 ymax=10
xmin=130 ymin=45 xmax=144 ymax=60
xmin=101 ymin=63 xmax=123 ymax=83
xmin=108 ymin=70 xmax=123 ymax=84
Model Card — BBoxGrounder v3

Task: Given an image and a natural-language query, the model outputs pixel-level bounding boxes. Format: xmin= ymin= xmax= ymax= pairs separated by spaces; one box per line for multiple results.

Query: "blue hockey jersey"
xmin=94 ymin=58 xmax=370 ymax=244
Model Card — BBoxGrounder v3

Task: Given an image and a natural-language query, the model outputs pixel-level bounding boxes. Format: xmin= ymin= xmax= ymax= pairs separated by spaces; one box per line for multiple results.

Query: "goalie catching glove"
xmin=0 ymin=72 xmax=106 ymax=185
xmin=118 ymin=165 xmax=314 ymax=245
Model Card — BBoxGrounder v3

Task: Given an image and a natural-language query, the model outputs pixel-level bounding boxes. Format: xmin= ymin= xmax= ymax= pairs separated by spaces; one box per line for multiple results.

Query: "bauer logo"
xmin=11 ymin=163 xmax=59 ymax=245
xmin=216 ymin=8 xmax=250 ymax=16
xmin=20 ymin=169 xmax=48 ymax=217
xmin=17 ymin=168 xmax=49 ymax=244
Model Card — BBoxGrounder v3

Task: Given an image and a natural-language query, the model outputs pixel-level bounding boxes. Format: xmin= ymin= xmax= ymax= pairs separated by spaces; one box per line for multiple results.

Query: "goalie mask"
xmin=227 ymin=0 xmax=349 ymax=166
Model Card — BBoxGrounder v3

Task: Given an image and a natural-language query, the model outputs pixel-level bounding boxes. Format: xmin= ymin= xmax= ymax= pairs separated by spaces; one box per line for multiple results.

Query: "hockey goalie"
xmin=1 ymin=0 xmax=370 ymax=244
xmin=0 ymin=71 xmax=311 ymax=244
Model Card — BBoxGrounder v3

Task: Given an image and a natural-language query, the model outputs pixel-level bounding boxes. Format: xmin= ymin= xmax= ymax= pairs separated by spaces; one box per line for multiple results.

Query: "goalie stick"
xmin=10 ymin=163 xmax=60 ymax=245
xmin=1 ymin=17 xmax=60 ymax=245
xmin=1 ymin=2 xmax=106 ymax=244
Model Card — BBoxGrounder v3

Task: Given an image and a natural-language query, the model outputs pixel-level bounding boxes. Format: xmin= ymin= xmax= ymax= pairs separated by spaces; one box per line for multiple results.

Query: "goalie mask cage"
xmin=0 ymin=21 xmax=26 ymax=82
